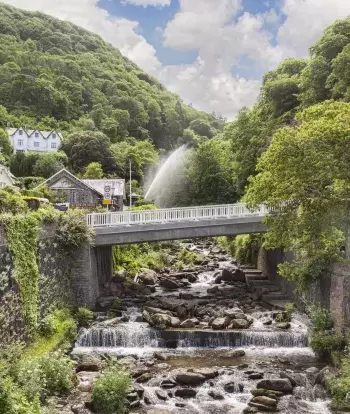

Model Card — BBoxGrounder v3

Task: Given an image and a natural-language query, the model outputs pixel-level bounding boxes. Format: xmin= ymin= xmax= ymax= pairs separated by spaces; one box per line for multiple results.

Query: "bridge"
xmin=87 ymin=203 xmax=269 ymax=246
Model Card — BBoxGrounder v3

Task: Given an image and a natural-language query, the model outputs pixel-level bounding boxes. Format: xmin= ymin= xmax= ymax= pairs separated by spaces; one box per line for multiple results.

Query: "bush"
xmin=331 ymin=356 xmax=350 ymax=409
xmin=16 ymin=352 xmax=74 ymax=401
xmin=177 ymin=248 xmax=201 ymax=266
xmin=234 ymin=234 xmax=262 ymax=266
xmin=311 ymin=305 xmax=334 ymax=332
xmin=0 ymin=376 xmax=40 ymax=414
xmin=76 ymin=307 xmax=94 ymax=327
xmin=310 ymin=333 xmax=346 ymax=356
xmin=92 ymin=365 xmax=131 ymax=414
xmin=56 ymin=209 xmax=94 ymax=250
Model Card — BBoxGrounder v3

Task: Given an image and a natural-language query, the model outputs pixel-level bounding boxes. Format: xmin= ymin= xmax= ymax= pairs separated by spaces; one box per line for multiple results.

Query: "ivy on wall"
xmin=1 ymin=213 xmax=41 ymax=335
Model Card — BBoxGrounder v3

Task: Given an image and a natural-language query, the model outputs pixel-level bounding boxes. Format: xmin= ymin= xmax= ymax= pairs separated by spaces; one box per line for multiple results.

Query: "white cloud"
xmin=122 ymin=0 xmax=171 ymax=7
xmin=1 ymin=0 xmax=161 ymax=73
xmin=277 ymin=0 xmax=350 ymax=58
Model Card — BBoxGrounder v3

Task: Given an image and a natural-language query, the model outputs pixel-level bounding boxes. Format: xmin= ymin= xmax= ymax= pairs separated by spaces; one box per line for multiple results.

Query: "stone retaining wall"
xmin=258 ymin=248 xmax=350 ymax=329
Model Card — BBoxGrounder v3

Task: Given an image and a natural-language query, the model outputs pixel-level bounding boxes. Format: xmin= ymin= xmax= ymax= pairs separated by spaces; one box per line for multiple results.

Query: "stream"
xmin=73 ymin=240 xmax=334 ymax=414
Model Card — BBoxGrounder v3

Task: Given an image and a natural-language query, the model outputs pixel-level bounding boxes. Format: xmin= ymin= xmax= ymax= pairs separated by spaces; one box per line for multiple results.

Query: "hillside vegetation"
xmin=0 ymin=2 xmax=221 ymax=168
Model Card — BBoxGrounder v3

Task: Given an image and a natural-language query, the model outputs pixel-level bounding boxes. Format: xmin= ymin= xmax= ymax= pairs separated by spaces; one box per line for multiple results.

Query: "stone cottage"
xmin=38 ymin=169 xmax=125 ymax=210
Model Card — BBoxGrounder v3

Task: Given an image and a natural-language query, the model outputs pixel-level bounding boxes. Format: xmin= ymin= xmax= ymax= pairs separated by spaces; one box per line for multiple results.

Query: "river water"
xmin=73 ymin=241 xmax=334 ymax=414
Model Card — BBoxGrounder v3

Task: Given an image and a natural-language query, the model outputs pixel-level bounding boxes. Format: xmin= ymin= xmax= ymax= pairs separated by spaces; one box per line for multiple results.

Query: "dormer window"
xmin=35 ymin=132 xmax=39 ymax=138
xmin=52 ymin=133 xmax=56 ymax=138
xmin=19 ymin=130 xmax=23 ymax=136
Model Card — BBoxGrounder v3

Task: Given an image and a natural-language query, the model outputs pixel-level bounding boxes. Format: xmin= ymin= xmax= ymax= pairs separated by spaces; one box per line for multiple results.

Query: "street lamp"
xmin=129 ymin=159 xmax=132 ymax=209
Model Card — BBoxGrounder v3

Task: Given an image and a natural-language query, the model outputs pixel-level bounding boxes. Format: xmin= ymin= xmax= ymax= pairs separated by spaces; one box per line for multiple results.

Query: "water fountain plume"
xmin=145 ymin=145 xmax=188 ymax=206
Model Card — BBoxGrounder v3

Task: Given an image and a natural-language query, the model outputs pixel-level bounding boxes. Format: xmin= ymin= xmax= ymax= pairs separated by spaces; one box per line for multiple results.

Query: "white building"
xmin=7 ymin=127 xmax=62 ymax=154
xmin=0 ymin=164 xmax=15 ymax=188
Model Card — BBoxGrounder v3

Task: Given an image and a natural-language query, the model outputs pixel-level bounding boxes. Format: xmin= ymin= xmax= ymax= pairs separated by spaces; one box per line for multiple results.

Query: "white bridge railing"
xmin=86 ymin=203 xmax=269 ymax=228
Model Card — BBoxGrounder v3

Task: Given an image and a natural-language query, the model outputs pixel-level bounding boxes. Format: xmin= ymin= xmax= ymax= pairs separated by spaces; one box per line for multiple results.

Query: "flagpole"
xmin=129 ymin=159 xmax=132 ymax=209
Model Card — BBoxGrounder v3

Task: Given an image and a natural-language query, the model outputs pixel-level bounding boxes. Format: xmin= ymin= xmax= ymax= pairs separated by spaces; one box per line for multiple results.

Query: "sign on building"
xmin=103 ymin=184 xmax=112 ymax=205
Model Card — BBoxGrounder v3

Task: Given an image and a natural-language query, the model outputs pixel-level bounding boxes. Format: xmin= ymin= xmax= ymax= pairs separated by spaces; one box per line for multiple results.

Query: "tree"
xmin=245 ymin=100 xmax=350 ymax=288
xmin=0 ymin=128 xmax=12 ymax=158
xmin=83 ymin=162 xmax=104 ymax=179
xmin=61 ymin=131 xmax=116 ymax=174
xmin=33 ymin=152 xmax=67 ymax=178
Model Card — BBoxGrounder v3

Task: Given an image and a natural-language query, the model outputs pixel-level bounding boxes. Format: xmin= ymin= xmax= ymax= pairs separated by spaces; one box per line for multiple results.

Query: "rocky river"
xmin=71 ymin=240 xmax=337 ymax=414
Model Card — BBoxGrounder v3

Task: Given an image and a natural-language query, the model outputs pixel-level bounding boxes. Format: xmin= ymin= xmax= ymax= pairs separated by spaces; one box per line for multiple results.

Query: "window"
xmin=51 ymin=142 xmax=57 ymax=149
xmin=52 ymin=133 xmax=56 ymax=138
xmin=18 ymin=139 xmax=23 ymax=146
xmin=34 ymin=142 xmax=39 ymax=148
xmin=16 ymin=150 xmax=25 ymax=153
xmin=19 ymin=129 xmax=23 ymax=136
xmin=35 ymin=132 xmax=39 ymax=138
xmin=0 ymin=183 xmax=4 ymax=188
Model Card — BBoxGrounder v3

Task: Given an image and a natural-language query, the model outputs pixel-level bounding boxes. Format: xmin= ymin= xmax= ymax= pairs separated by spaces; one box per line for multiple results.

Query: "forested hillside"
xmin=0 ymin=2 xmax=221 ymax=161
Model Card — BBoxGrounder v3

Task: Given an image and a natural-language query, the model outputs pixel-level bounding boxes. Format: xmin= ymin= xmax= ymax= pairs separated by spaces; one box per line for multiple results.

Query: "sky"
xmin=2 ymin=0 xmax=350 ymax=119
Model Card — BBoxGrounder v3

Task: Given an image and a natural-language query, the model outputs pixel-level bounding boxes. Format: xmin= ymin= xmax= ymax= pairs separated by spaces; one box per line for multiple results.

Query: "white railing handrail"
xmin=86 ymin=203 xmax=269 ymax=228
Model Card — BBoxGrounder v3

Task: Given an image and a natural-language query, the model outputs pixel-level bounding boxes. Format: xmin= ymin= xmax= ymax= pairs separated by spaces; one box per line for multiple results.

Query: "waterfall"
xmin=76 ymin=325 xmax=308 ymax=349
xmin=144 ymin=145 xmax=188 ymax=205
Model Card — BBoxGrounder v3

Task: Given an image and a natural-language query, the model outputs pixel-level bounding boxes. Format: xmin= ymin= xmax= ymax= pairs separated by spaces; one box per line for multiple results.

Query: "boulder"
xmin=136 ymin=269 xmax=157 ymax=285
xmin=208 ymin=390 xmax=224 ymax=400
xmin=224 ymin=309 xmax=245 ymax=319
xmin=257 ymin=378 xmax=293 ymax=393
xmin=76 ymin=355 xmax=102 ymax=373
xmin=176 ymin=372 xmax=206 ymax=386
xmin=180 ymin=318 xmax=198 ymax=329
xmin=276 ymin=322 xmax=291 ymax=329
xmin=160 ymin=279 xmax=179 ymax=289
xmin=222 ymin=349 xmax=246 ymax=358
xmin=160 ymin=379 xmax=177 ymax=389
xmin=192 ymin=368 xmax=219 ymax=380
xmin=249 ymin=396 xmax=278 ymax=412
xmin=251 ymin=389 xmax=283 ymax=398
xmin=155 ymin=389 xmax=168 ymax=401
xmin=249 ymin=372 xmax=264 ymax=380
xmin=187 ymin=273 xmax=198 ymax=283
xmin=175 ymin=388 xmax=197 ymax=399
xmin=144 ymin=306 xmax=173 ymax=316
xmin=230 ymin=319 xmax=249 ymax=329
xmin=154 ymin=352 xmax=169 ymax=362
xmin=136 ymin=372 xmax=153 ymax=383
xmin=280 ymin=372 xmax=296 ymax=387
xmin=207 ymin=286 xmax=220 ymax=294
xmin=221 ymin=266 xmax=245 ymax=282
xmin=211 ymin=317 xmax=229 ymax=330
xmin=150 ymin=313 xmax=172 ymax=329
xmin=224 ymin=382 xmax=244 ymax=393
xmin=243 ymin=408 xmax=259 ymax=414
xmin=170 ymin=317 xmax=181 ymax=328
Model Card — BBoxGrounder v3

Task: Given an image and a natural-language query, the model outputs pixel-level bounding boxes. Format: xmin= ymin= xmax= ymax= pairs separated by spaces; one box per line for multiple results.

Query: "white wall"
xmin=9 ymin=129 xmax=61 ymax=154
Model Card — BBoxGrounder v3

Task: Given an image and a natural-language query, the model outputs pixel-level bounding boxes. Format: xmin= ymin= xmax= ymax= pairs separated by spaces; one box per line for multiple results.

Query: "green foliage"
xmin=177 ymin=248 xmax=202 ymax=266
xmin=0 ymin=3 xmax=214 ymax=152
xmin=0 ymin=188 xmax=28 ymax=214
xmin=32 ymin=152 xmax=67 ymax=179
xmin=55 ymin=209 xmax=94 ymax=250
xmin=16 ymin=352 xmax=74 ymax=402
xmin=0 ymin=376 xmax=40 ymax=414
xmin=245 ymin=100 xmax=350 ymax=288
xmin=276 ymin=303 xmax=295 ymax=323
xmin=330 ymin=356 xmax=350 ymax=409
xmin=311 ymin=306 xmax=334 ymax=332
xmin=83 ymin=162 xmax=104 ymax=179
xmin=75 ymin=307 xmax=94 ymax=328
xmin=0 ymin=128 xmax=12 ymax=159
xmin=1 ymin=213 xmax=41 ymax=333
xmin=310 ymin=333 xmax=346 ymax=355
xmin=92 ymin=364 xmax=131 ymax=414
xmin=233 ymin=234 xmax=262 ymax=266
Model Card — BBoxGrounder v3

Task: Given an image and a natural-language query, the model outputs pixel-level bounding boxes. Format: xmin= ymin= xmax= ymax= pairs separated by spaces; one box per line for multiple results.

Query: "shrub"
xmin=16 ymin=352 xmax=74 ymax=401
xmin=92 ymin=365 xmax=131 ymax=414
xmin=311 ymin=305 xmax=334 ymax=332
xmin=0 ymin=376 xmax=40 ymax=414
xmin=331 ymin=357 xmax=350 ymax=409
xmin=177 ymin=248 xmax=201 ymax=266
xmin=76 ymin=307 xmax=94 ymax=327
xmin=276 ymin=303 xmax=295 ymax=323
xmin=310 ymin=333 xmax=346 ymax=356
xmin=234 ymin=234 xmax=262 ymax=266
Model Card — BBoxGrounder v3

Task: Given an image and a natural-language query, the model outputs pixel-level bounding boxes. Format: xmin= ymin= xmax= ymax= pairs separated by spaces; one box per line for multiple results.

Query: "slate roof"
xmin=7 ymin=128 xmax=63 ymax=139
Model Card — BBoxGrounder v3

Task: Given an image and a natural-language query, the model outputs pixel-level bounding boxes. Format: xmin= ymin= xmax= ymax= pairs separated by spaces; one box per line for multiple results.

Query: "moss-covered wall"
xmin=0 ymin=226 xmax=73 ymax=344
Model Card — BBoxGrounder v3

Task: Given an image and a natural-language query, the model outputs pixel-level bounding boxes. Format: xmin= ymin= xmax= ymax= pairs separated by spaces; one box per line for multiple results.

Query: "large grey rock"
xmin=192 ymin=368 xmax=219 ymax=380
xmin=155 ymin=389 xmax=168 ymax=401
xmin=180 ymin=318 xmax=198 ymax=328
xmin=144 ymin=306 xmax=173 ymax=316
xmin=224 ymin=382 xmax=244 ymax=393
xmin=160 ymin=278 xmax=179 ymax=289
xmin=224 ymin=308 xmax=245 ymax=319
xmin=149 ymin=313 xmax=172 ymax=329
xmin=211 ymin=317 xmax=229 ymax=330
xmin=222 ymin=349 xmax=246 ymax=358
xmin=176 ymin=372 xmax=206 ymax=386
xmin=221 ymin=266 xmax=245 ymax=282
xmin=208 ymin=390 xmax=224 ymax=400
xmin=175 ymin=388 xmax=197 ymax=398
xmin=136 ymin=268 xmax=157 ymax=285
xmin=230 ymin=319 xmax=249 ymax=329
xmin=257 ymin=378 xmax=293 ymax=393
xmin=170 ymin=317 xmax=181 ymax=328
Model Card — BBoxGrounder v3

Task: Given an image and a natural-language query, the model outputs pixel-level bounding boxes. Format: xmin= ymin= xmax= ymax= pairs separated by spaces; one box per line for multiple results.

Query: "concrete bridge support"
xmin=70 ymin=245 xmax=113 ymax=308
